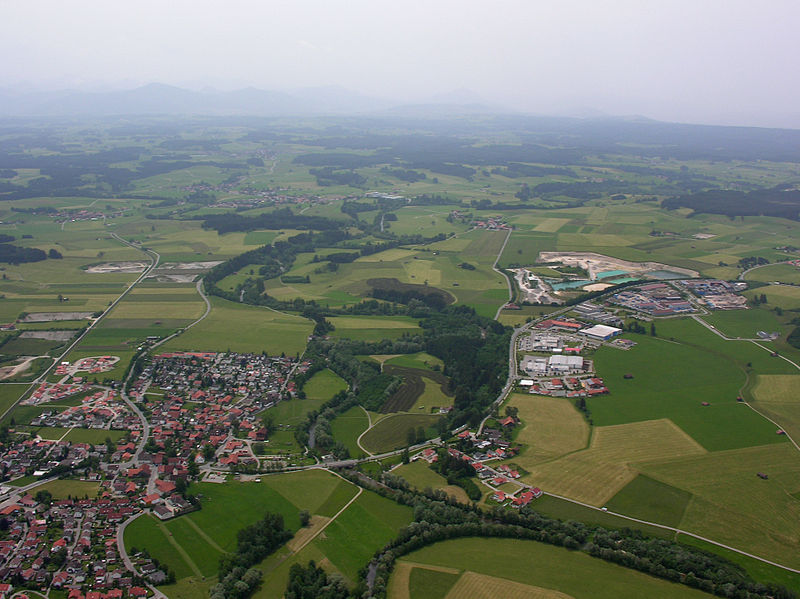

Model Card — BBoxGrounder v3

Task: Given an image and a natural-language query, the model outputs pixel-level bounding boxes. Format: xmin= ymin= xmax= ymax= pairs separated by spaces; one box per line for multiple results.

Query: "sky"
xmin=1 ymin=0 xmax=798 ymax=127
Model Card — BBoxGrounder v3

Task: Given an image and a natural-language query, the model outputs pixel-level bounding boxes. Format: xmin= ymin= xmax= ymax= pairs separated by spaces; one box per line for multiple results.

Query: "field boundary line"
xmin=544 ymin=491 xmax=800 ymax=574
xmin=182 ymin=516 xmax=226 ymax=553
xmin=154 ymin=519 xmax=203 ymax=578
xmin=286 ymin=469 xmax=363 ymax=557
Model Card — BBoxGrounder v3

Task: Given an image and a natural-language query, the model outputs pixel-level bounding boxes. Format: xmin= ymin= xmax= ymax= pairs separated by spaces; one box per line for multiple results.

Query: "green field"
xmin=159 ymin=297 xmax=313 ymax=356
xmin=32 ymin=479 xmax=101 ymax=499
xmin=389 ymin=537 xmax=715 ymax=599
xmin=330 ymin=406 xmax=369 ymax=457
xmin=590 ymin=327 xmax=786 ymax=452
xmin=329 ymin=315 xmax=423 ymax=342
xmin=252 ymin=486 xmax=414 ymax=597
xmin=359 ymin=413 xmax=442 ymax=453
xmin=384 ymin=352 xmax=444 ymax=371
xmin=303 ymin=368 xmax=348 ymax=400
xmin=125 ymin=469 xmax=361 ymax=589
xmin=606 ymin=474 xmax=692 ymax=527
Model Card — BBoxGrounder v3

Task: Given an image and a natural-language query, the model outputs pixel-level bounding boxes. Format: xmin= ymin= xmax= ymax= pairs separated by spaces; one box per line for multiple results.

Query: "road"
xmin=492 ymin=229 xmax=513 ymax=320
xmin=738 ymin=259 xmax=792 ymax=280
xmin=117 ymin=512 xmax=168 ymax=599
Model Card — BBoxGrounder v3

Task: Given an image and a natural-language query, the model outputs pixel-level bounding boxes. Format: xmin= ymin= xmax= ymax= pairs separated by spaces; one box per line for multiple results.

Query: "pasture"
xmin=328 ymin=315 xmax=422 ymax=342
xmin=159 ymin=297 xmax=312 ymax=356
xmin=359 ymin=413 xmax=442 ymax=453
xmin=33 ymin=479 xmax=101 ymax=499
xmin=701 ymin=308 xmax=785 ymax=339
xmin=590 ymin=331 xmax=785 ymax=451
xmin=751 ymin=374 xmax=800 ymax=443
xmin=388 ymin=537 xmax=714 ymax=599
xmin=605 ymin=474 xmax=692 ymax=528
xmin=384 ymin=352 xmax=443 ymax=371
xmin=745 ymin=263 xmax=800 ymax=285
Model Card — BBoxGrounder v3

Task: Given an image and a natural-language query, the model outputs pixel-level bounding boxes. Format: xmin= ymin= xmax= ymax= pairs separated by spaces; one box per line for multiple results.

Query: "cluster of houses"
xmin=146 ymin=351 xmax=298 ymax=400
xmin=29 ymin=390 xmax=140 ymax=432
xmin=0 ymin=438 xmax=101 ymax=481
xmin=534 ymin=318 xmax=622 ymax=342
xmin=125 ymin=352 xmax=302 ymax=476
xmin=0 ymin=495 xmax=151 ymax=597
xmin=520 ymin=376 xmax=608 ymax=397
xmin=443 ymin=433 xmax=542 ymax=508
xmin=678 ymin=279 xmax=748 ymax=310
xmin=53 ymin=357 xmax=119 ymax=380
xmin=472 ymin=216 xmax=510 ymax=231
xmin=26 ymin=382 xmax=92 ymax=405
xmin=51 ymin=208 xmax=125 ymax=225
xmin=610 ymin=283 xmax=696 ymax=316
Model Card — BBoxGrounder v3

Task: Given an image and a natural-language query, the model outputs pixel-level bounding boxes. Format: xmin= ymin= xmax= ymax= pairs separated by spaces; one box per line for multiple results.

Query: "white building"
xmin=547 ymin=354 xmax=586 ymax=373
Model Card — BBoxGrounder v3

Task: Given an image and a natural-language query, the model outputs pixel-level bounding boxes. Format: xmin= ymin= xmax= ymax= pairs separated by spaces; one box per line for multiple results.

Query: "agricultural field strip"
xmin=0 ymin=233 xmax=160 ymax=421
xmin=542 ymin=490 xmax=800 ymax=575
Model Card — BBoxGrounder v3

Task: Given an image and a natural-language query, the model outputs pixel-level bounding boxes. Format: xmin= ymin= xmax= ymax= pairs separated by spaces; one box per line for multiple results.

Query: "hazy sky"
xmin=1 ymin=0 xmax=798 ymax=127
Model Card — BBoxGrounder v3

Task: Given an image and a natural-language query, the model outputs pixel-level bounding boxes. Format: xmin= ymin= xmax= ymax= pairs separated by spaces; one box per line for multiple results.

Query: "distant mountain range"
xmin=0 ymin=83 xmax=507 ymax=117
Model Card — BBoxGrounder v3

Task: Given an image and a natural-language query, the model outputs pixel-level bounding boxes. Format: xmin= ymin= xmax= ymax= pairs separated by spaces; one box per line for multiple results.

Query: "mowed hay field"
xmin=751 ymin=374 xmax=800 ymax=445
xmin=519 ymin=418 xmax=706 ymax=506
xmin=507 ymin=394 xmax=589 ymax=465
xmin=639 ymin=443 xmax=800 ymax=569
xmin=159 ymin=297 xmax=312 ymax=355
xmin=388 ymin=537 xmax=714 ymax=599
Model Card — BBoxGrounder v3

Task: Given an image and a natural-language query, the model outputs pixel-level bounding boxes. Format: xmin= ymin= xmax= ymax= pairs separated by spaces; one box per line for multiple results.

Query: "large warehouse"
xmin=579 ymin=324 xmax=623 ymax=341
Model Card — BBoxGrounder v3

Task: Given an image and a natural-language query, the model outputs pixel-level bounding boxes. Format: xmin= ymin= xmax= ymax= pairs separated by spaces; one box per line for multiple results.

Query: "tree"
xmin=406 ymin=428 xmax=416 ymax=446
xmin=48 ymin=248 xmax=63 ymax=259
xmin=415 ymin=426 xmax=426 ymax=444
xmin=650 ymin=323 xmax=657 ymax=337
xmin=402 ymin=447 xmax=410 ymax=464
xmin=35 ymin=490 xmax=52 ymax=506
xmin=299 ymin=510 xmax=311 ymax=527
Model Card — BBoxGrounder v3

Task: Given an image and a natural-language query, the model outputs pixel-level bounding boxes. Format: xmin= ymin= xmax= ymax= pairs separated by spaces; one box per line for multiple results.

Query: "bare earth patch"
xmin=86 ymin=261 xmax=149 ymax=274
xmin=21 ymin=312 xmax=94 ymax=322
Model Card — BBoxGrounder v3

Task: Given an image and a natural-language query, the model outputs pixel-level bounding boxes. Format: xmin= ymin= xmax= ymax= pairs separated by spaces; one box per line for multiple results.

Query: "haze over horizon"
xmin=2 ymin=0 xmax=799 ymax=129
